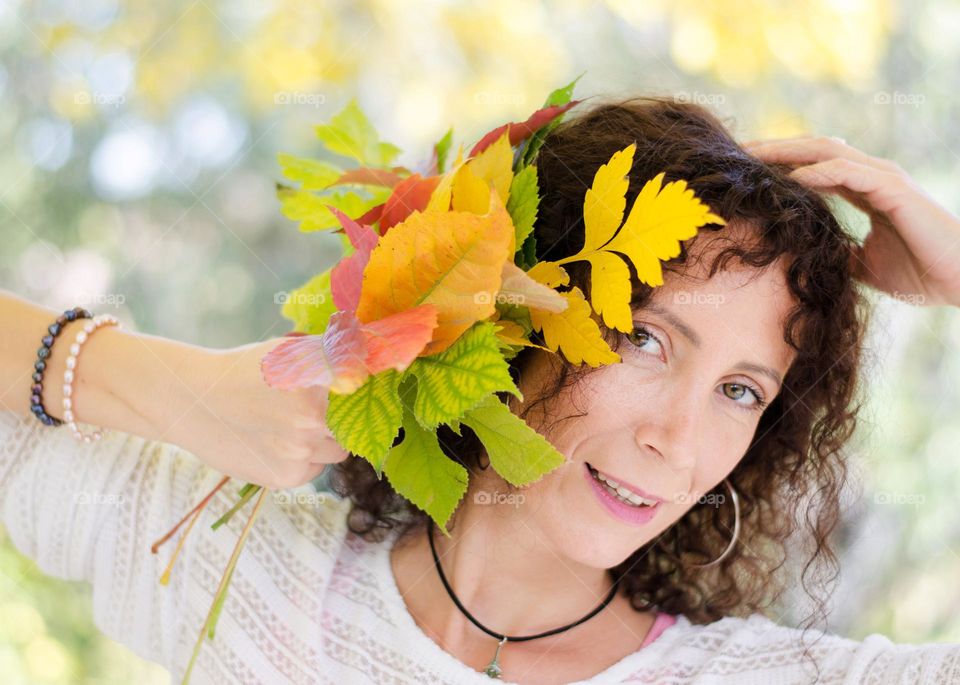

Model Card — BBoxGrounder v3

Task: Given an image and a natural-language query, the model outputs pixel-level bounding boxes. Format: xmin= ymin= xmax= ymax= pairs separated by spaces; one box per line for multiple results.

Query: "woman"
xmin=2 ymin=97 xmax=959 ymax=684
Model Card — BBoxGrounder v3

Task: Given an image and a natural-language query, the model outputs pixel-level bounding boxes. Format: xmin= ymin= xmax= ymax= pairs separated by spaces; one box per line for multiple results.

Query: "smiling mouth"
xmin=586 ymin=463 xmax=662 ymax=508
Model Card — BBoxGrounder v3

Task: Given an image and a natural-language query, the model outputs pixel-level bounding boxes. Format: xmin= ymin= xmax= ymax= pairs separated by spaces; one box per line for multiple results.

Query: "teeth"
xmin=589 ymin=466 xmax=658 ymax=507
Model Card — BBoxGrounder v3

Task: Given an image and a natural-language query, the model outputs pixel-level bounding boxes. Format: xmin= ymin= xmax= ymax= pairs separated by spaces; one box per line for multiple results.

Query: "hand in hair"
xmin=745 ymin=135 xmax=960 ymax=308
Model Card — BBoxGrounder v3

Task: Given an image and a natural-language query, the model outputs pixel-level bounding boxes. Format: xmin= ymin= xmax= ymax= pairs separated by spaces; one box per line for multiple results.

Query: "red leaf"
xmin=260 ymin=311 xmax=370 ymax=393
xmin=333 ymin=167 xmax=406 ymax=188
xmin=356 ymin=203 xmax=384 ymax=229
xmin=469 ymin=100 xmax=581 ymax=157
xmin=360 ymin=304 xmax=439 ymax=374
xmin=379 ymin=173 xmax=442 ymax=233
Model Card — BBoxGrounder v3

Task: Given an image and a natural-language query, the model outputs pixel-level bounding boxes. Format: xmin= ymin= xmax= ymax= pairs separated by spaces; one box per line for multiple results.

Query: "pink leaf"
xmin=260 ymin=311 xmax=370 ymax=393
xmin=328 ymin=206 xmax=379 ymax=312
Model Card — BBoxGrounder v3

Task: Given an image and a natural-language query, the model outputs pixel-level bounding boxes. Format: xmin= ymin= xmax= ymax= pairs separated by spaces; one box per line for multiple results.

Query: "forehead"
xmin=639 ymin=224 xmax=798 ymax=370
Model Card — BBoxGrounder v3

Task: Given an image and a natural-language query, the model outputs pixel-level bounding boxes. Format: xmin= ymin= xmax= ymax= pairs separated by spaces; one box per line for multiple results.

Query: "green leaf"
xmin=521 ymin=74 xmax=583 ymax=167
xmin=405 ymin=321 xmax=522 ymax=430
xmin=460 ymin=394 xmax=565 ymax=487
xmin=435 ymin=127 xmax=454 ymax=174
xmin=314 ymin=99 xmax=402 ymax=167
xmin=277 ymin=153 xmax=342 ymax=190
xmin=506 ymin=165 xmax=539 ymax=249
xmin=544 ymin=72 xmax=584 ymax=107
xmin=281 ymin=269 xmax=337 ymax=335
xmin=326 ymin=369 xmax=405 ymax=477
xmin=278 ymin=186 xmax=389 ymax=233
xmin=518 ymin=231 xmax=538 ymax=270
xmin=383 ymin=406 xmax=469 ymax=534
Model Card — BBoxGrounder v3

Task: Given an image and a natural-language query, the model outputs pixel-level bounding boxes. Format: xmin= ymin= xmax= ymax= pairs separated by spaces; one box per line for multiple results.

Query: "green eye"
xmin=724 ymin=384 xmax=747 ymax=400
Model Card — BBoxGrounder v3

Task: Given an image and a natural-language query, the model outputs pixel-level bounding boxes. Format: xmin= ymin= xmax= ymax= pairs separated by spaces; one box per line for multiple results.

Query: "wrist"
xmin=40 ymin=321 xmax=217 ymax=443
xmin=143 ymin=336 xmax=226 ymax=445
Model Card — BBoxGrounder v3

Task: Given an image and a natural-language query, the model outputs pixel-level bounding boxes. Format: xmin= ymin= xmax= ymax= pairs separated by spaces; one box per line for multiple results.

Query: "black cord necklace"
xmin=427 ymin=520 xmax=622 ymax=679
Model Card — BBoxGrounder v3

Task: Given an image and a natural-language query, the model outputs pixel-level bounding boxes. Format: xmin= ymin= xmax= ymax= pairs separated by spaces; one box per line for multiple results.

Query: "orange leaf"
xmin=356 ymin=195 xmax=515 ymax=356
xmin=361 ymin=304 xmax=439 ymax=374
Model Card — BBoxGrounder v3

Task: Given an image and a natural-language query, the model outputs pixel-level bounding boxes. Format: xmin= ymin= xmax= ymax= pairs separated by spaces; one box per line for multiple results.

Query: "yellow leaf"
xmin=529 ymin=286 xmax=620 ymax=367
xmin=603 ymin=172 xmax=725 ymax=288
xmin=551 ymin=147 xmax=725 ymax=332
xmin=492 ymin=319 xmax=548 ymax=351
xmin=356 ymin=201 xmax=515 ymax=356
xmin=582 ymin=143 xmax=635 ymax=253
xmin=526 ymin=261 xmax=570 ymax=289
xmin=451 ymin=162 xmax=491 ymax=214
xmin=583 ymin=251 xmax=633 ymax=332
xmin=426 ymin=144 xmax=465 ymax=213
xmin=466 ymin=130 xmax=514 ymax=204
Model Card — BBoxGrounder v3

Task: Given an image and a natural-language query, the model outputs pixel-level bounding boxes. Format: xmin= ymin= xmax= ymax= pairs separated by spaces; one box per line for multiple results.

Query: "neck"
xmin=390 ymin=471 xmax=622 ymax=651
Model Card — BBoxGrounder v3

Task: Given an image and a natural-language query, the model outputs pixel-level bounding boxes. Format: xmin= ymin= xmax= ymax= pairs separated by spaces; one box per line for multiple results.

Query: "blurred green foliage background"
xmin=1 ymin=0 xmax=959 ymax=682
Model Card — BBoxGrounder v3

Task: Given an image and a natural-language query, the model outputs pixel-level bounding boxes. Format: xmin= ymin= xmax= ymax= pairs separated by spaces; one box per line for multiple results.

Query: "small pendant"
xmin=483 ymin=636 xmax=508 ymax=679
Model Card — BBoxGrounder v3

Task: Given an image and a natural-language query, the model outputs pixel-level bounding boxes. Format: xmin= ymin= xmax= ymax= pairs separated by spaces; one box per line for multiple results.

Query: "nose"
xmin=634 ymin=405 xmax=698 ymax=484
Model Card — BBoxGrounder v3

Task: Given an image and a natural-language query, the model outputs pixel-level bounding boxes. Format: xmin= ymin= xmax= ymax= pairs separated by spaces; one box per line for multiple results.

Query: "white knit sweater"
xmin=1 ymin=408 xmax=958 ymax=684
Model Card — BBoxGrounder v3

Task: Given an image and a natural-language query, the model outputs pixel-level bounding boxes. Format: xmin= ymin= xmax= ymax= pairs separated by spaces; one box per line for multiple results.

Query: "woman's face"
xmin=490 ymin=225 xmax=799 ymax=569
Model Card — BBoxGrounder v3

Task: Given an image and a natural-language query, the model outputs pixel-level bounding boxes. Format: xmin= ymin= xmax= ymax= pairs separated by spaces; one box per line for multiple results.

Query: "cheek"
xmin=690 ymin=433 xmax=751 ymax=499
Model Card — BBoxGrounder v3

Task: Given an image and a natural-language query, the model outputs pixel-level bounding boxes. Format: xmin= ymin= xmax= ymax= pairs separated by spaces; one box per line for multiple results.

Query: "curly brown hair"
xmin=327 ymin=95 xmax=871 ymax=640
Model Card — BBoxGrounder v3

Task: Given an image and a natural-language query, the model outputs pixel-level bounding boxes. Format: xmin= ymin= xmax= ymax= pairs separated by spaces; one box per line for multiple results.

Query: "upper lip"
xmin=587 ymin=463 xmax=668 ymax=503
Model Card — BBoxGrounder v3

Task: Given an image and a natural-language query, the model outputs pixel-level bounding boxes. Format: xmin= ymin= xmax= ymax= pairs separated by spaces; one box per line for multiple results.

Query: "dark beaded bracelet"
xmin=30 ymin=306 xmax=93 ymax=427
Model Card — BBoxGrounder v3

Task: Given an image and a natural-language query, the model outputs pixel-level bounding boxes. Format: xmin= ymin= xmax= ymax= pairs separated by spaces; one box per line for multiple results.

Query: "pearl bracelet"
xmin=62 ymin=314 xmax=122 ymax=442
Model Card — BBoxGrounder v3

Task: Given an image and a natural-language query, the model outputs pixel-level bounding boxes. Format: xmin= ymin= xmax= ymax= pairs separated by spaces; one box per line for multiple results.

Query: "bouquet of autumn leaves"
xmin=152 ymin=79 xmax=724 ymax=684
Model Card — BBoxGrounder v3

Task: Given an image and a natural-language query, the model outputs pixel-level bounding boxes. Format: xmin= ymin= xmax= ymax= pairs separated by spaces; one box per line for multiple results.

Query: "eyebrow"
xmin=640 ymin=302 xmax=784 ymax=391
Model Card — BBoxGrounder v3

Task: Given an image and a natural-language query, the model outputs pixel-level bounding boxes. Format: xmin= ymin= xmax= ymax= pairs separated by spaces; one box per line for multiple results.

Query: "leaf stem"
xmin=151 ymin=475 xmax=230 ymax=555
xmin=180 ymin=487 xmax=269 ymax=685
xmin=211 ymin=484 xmax=262 ymax=530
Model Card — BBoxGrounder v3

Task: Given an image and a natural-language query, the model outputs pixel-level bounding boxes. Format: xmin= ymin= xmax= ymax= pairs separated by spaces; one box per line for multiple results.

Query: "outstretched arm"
xmin=0 ymin=289 xmax=347 ymax=489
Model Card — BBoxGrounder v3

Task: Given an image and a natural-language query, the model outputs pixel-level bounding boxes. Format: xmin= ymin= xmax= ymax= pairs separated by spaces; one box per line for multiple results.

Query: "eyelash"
xmin=625 ymin=324 xmax=769 ymax=413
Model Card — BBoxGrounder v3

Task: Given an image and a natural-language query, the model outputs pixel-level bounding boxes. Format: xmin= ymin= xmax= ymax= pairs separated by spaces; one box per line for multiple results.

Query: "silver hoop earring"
xmin=689 ymin=478 xmax=740 ymax=569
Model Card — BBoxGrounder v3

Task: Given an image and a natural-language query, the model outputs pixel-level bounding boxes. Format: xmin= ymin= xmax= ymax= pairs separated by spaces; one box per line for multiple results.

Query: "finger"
xmin=743 ymin=135 xmax=844 ymax=149
xmin=786 ymin=158 xmax=909 ymax=215
xmin=812 ymin=183 xmax=878 ymax=217
xmin=745 ymin=136 xmax=901 ymax=174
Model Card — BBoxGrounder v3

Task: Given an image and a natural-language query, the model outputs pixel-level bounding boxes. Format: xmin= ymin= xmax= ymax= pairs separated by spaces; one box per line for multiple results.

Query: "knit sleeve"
xmin=639 ymin=613 xmax=960 ymax=684
xmin=0 ymin=409 xmax=223 ymax=672
xmin=827 ymin=628 xmax=960 ymax=684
